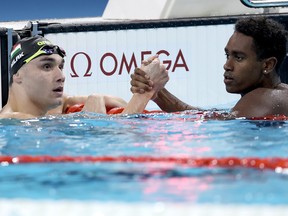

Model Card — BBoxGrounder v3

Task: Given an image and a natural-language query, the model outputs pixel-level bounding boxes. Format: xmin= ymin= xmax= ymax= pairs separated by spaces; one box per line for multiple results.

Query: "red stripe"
xmin=1 ymin=155 xmax=288 ymax=170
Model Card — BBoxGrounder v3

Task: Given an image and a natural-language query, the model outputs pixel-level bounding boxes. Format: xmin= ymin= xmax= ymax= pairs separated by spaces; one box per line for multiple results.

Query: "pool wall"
xmin=1 ymin=199 xmax=288 ymax=216
xmin=43 ymin=19 xmax=239 ymax=110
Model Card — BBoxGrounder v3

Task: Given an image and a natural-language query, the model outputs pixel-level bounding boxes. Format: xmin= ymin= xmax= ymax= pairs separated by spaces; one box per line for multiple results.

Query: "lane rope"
xmin=1 ymin=155 xmax=288 ymax=170
xmin=65 ymin=104 xmax=288 ymax=120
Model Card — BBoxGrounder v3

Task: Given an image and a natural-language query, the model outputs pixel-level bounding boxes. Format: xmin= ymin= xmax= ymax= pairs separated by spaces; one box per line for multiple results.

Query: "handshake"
xmin=130 ymin=55 xmax=169 ymax=101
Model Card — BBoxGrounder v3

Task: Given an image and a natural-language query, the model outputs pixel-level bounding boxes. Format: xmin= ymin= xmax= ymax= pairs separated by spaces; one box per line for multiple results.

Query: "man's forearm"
xmin=122 ymin=91 xmax=155 ymax=114
xmin=153 ymin=88 xmax=199 ymax=112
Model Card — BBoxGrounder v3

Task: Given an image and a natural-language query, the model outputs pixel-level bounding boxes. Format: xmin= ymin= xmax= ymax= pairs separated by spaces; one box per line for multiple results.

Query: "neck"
xmin=271 ymin=75 xmax=282 ymax=88
xmin=240 ymin=73 xmax=281 ymax=97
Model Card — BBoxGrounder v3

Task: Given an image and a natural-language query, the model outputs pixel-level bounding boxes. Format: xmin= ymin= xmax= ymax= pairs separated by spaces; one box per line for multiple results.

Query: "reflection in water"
xmin=0 ymin=111 xmax=288 ymax=203
xmin=143 ymin=173 xmax=213 ymax=202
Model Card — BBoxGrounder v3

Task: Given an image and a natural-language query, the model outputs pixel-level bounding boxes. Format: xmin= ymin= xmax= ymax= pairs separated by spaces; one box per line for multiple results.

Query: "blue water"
xmin=0 ymin=111 xmax=288 ymax=204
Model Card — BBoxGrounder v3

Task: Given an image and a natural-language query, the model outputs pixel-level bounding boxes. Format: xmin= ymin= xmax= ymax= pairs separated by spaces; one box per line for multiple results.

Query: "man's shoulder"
xmin=0 ymin=112 xmax=36 ymax=119
xmin=276 ymin=83 xmax=288 ymax=91
xmin=236 ymin=86 xmax=288 ymax=109
xmin=248 ymin=84 xmax=288 ymax=96
xmin=233 ymin=86 xmax=288 ymax=117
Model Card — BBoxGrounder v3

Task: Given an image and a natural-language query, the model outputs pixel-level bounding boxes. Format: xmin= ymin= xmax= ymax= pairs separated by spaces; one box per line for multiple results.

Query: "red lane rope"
xmin=65 ymin=105 xmax=162 ymax=115
xmin=1 ymin=155 xmax=288 ymax=170
xmin=65 ymin=104 xmax=288 ymax=120
xmin=248 ymin=114 xmax=288 ymax=121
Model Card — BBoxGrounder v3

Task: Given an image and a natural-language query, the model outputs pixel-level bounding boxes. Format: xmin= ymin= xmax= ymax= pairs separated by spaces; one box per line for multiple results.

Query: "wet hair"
xmin=235 ymin=16 xmax=288 ymax=74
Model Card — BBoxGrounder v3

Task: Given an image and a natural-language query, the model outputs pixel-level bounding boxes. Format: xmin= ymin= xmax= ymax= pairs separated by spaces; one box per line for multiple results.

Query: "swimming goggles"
xmin=24 ymin=45 xmax=66 ymax=64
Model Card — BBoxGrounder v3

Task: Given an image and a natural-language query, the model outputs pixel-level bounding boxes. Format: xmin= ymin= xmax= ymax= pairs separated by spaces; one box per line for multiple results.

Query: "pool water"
xmin=0 ymin=111 xmax=288 ymax=208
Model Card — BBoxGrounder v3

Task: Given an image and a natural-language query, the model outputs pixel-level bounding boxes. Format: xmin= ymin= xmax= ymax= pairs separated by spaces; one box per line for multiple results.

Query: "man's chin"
xmin=225 ymin=87 xmax=238 ymax=94
xmin=49 ymin=99 xmax=63 ymax=110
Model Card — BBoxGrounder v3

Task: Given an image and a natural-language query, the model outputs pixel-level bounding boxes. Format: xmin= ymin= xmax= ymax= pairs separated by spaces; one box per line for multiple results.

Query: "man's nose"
xmin=56 ymin=68 xmax=65 ymax=83
xmin=223 ymin=58 xmax=233 ymax=71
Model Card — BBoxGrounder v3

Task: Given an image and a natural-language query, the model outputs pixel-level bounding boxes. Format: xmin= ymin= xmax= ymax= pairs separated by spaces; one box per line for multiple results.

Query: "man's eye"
xmin=235 ymin=56 xmax=243 ymax=61
xmin=43 ymin=64 xmax=51 ymax=70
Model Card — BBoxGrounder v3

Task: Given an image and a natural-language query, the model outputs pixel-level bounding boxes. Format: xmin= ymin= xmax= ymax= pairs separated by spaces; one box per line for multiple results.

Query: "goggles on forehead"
xmin=24 ymin=45 xmax=66 ymax=64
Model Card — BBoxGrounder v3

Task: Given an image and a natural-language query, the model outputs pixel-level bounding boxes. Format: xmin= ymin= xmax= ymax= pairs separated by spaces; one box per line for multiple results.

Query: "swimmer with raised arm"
xmin=0 ymin=36 xmax=168 ymax=118
xmin=130 ymin=17 xmax=288 ymax=118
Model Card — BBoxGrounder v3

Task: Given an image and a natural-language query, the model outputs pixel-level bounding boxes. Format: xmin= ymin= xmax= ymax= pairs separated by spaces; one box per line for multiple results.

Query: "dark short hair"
xmin=235 ymin=17 xmax=288 ymax=74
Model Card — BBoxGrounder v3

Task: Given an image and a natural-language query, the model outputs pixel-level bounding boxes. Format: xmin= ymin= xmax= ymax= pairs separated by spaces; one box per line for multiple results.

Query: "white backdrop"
xmin=46 ymin=23 xmax=240 ymax=110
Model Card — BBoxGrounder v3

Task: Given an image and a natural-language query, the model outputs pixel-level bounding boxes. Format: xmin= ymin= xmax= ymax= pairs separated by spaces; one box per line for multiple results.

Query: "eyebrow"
xmin=38 ymin=56 xmax=65 ymax=64
xmin=224 ymin=48 xmax=246 ymax=56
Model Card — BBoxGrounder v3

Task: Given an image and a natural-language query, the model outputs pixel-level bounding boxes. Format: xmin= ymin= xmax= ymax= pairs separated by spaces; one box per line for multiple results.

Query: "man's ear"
xmin=263 ymin=57 xmax=277 ymax=74
xmin=13 ymin=72 xmax=22 ymax=84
